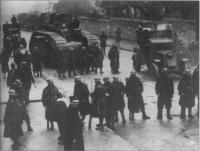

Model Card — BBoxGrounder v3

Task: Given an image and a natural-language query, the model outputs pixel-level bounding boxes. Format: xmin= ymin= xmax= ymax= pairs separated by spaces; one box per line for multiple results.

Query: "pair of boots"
xmin=129 ymin=112 xmax=150 ymax=120
xmin=180 ymin=107 xmax=195 ymax=119
xmin=157 ymin=108 xmax=172 ymax=120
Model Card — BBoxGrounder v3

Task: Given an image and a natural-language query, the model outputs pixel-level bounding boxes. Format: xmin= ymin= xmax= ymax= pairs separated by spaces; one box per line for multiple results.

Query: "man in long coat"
xmin=125 ymin=72 xmax=150 ymax=120
xmin=91 ymin=78 xmax=106 ymax=130
xmin=102 ymin=77 xmax=115 ymax=129
xmin=108 ymin=44 xmax=120 ymax=74
xmin=73 ymin=77 xmax=91 ymax=122
xmin=93 ymin=46 xmax=104 ymax=74
xmin=178 ymin=71 xmax=195 ymax=119
xmin=192 ymin=65 xmax=199 ymax=117
xmin=42 ymin=79 xmax=62 ymax=130
xmin=16 ymin=61 xmax=35 ymax=104
xmin=112 ymin=76 xmax=126 ymax=124
xmin=100 ymin=31 xmax=107 ymax=55
xmin=155 ymin=68 xmax=174 ymax=120
xmin=67 ymin=48 xmax=77 ymax=77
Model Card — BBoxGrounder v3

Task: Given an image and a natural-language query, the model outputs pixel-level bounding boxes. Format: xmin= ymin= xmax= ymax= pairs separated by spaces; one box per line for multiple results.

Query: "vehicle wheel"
xmin=133 ymin=54 xmax=141 ymax=72
xmin=150 ymin=63 xmax=159 ymax=80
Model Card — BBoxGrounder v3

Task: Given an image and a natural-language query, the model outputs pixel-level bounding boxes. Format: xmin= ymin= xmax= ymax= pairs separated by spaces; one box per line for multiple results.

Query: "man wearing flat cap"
xmin=42 ymin=79 xmax=62 ymax=130
xmin=125 ymin=71 xmax=150 ymax=120
xmin=155 ymin=68 xmax=174 ymax=120
xmin=112 ymin=76 xmax=126 ymax=124
xmin=73 ymin=76 xmax=91 ymax=122
xmin=102 ymin=77 xmax=115 ymax=129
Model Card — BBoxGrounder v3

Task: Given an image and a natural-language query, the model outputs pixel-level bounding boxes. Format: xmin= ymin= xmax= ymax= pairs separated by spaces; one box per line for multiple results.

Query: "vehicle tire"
xmin=150 ymin=63 xmax=159 ymax=80
xmin=133 ymin=54 xmax=141 ymax=72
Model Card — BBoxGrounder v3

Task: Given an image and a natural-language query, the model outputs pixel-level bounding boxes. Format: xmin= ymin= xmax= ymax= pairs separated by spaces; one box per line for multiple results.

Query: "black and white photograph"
xmin=0 ymin=0 xmax=199 ymax=151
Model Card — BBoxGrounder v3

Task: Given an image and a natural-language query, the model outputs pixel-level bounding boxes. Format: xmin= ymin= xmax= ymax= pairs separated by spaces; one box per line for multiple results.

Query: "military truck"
xmin=29 ymin=30 xmax=82 ymax=67
xmin=133 ymin=23 xmax=190 ymax=79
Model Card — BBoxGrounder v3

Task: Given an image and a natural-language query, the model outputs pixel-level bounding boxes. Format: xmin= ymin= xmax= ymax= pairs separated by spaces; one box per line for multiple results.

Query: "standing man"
xmin=2 ymin=21 xmax=10 ymax=37
xmin=100 ymin=31 xmax=107 ymax=55
xmin=42 ymin=79 xmax=62 ymax=130
xmin=112 ymin=76 xmax=126 ymax=124
xmin=108 ymin=44 xmax=120 ymax=74
xmin=155 ymin=68 xmax=174 ymax=120
xmin=178 ymin=71 xmax=195 ymax=119
xmin=125 ymin=72 xmax=150 ymax=120
xmin=91 ymin=78 xmax=106 ymax=130
xmin=73 ymin=76 xmax=91 ymax=122
xmin=192 ymin=65 xmax=199 ymax=117
xmin=16 ymin=61 xmax=35 ymax=104
xmin=93 ymin=45 xmax=104 ymax=74
xmin=31 ymin=46 xmax=42 ymax=77
xmin=115 ymin=27 xmax=122 ymax=47
xmin=67 ymin=48 xmax=77 ymax=77
xmin=102 ymin=77 xmax=115 ymax=129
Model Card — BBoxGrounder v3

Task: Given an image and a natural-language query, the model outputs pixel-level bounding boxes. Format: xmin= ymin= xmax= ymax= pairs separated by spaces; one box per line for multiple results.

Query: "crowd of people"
xmin=1 ymin=15 xmax=199 ymax=151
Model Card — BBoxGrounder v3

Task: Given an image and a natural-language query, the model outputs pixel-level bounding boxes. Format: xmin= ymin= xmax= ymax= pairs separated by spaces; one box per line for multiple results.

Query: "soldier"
xmin=16 ymin=61 xmax=35 ymax=104
xmin=192 ymin=65 xmax=199 ymax=117
xmin=67 ymin=48 xmax=77 ymax=77
xmin=100 ymin=31 xmax=107 ymax=55
xmin=7 ymin=63 xmax=17 ymax=87
xmin=31 ymin=47 xmax=43 ymax=77
xmin=93 ymin=45 xmax=104 ymax=74
xmin=112 ymin=76 xmax=126 ymax=125
xmin=115 ymin=27 xmax=122 ymax=47
xmin=102 ymin=77 xmax=115 ymax=129
xmin=4 ymin=89 xmax=23 ymax=150
xmin=155 ymin=68 xmax=174 ymax=120
xmin=1 ymin=48 xmax=9 ymax=78
xmin=91 ymin=78 xmax=106 ymax=130
xmin=14 ymin=49 xmax=23 ymax=69
xmin=10 ymin=79 xmax=33 ymax=131
xmin=108 ymin=44 xmax=120 ymax=74
xmin=73 ymin=76 xmax=91 ymax=122
xmin=125 ymin=72 xmax=150 ymax=120
xmin=178 ymin=71 xmax=195 ymax=119
xmin=64 ymin=100 xmax=84 ymax=151
xmin=2 ymin=21 xmax=10 ymax=37
xmin=42 ymin=79 xmax=62 ymax=130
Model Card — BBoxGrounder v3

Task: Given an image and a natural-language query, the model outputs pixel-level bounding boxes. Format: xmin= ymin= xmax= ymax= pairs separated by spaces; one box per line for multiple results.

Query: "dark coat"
xmin=42 ymin=85 xmax=62 ymax=121
xmin=7 ymin=69 xmax=17 ymax=87
xmin=73 ymin=82 xmax=91 ymax=116
xmin=93 ymin=46 xmax=104 ymax=68
xmin=91 ymin=83 xmax=106 ymax=117
xmin=125 ymin=76 xmax=144 ymax=113
xmin=178 ymin=76 xmax=195 ymax=108
xmin=192 ymin=67 xmax=199 ymax=96
xmin=155 ymin=74 xmax=174 ymax=108
xmin=112 ymin=81 xmax=125 ymax=111
xmin=100 ymin=34 xmax=107 ymax=48
xmin=64 ymin=106 xmax=84 ymax=151
xmin=108 ymin=46 xmax=119 ymax=71
xmin=4 ymin=99 xmax=23 ymax=139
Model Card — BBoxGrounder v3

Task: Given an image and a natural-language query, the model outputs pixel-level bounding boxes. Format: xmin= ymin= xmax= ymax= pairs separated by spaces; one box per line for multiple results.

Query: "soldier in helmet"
xmin=112 ymin=76 xmax=126 ymax=125
xmin=125 ymin=71 xmax=150 ymax=120
xmin=108 ymin=44 xmax=120 ymax=74
xmin=102 ymin=77 xmax=115 ymax=129
xmin=73 ymin=76 xmax=91 ymax=122
xmin=178 ymin=71 xmax=195 ymax=119
xmin=155 ymin=68 xmax=174 ymax=120
xmin=2 ymin=21 xmax=10 ymax=37
xmin=91 ymin=78 xmax=106 ymax=130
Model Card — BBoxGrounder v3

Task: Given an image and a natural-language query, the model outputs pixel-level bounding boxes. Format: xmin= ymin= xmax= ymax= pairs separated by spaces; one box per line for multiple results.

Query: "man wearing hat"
xmin=90 ymin=78 xmax=105 ymax=130
xmin=42 ymin=79 xmax=62 ymax=130
xmin=125 ymin=71 xmax=150 ymax=120
xmin=102 ymin=77 xmax=115 ymax=129
xmin=155 ymin=68 xmax=174 ymax=120
xmin=108 ymin=44 xmax=120 ymax=74
xmin=178 ymin=70 xmax=195 ymax=119
xmin=73 ymin=76 xmax=91 ymax=122
xmin=4 ymin=89 xmax=24 ymax=149
xmin=112 ymin=76 xmax=126 ymax=124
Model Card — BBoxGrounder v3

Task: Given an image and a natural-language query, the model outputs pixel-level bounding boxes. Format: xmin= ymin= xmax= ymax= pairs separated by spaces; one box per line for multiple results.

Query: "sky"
xmin=1 ymin=0 xmax=58 ymax=22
